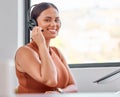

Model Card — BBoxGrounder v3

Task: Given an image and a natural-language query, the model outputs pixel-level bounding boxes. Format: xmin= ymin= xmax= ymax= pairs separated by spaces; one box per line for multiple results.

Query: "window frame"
xmin=24 ymin=0 xmax=31 ymax=44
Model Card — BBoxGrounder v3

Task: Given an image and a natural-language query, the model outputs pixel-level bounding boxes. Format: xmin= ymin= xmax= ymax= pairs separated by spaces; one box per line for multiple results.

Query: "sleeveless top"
xmin=16 ymin=42 xmax=70 ymax=93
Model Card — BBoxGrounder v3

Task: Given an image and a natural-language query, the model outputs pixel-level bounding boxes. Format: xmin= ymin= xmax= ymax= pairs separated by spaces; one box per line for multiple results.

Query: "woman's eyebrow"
xmin=44 ymin=16 xmax=51 ymax=19
xmin=44 ymin=16 xmax=60 ymax=19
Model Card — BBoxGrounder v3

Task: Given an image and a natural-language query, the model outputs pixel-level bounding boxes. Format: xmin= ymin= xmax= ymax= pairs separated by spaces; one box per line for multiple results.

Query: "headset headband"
xmin=27 ymin=4 xmax=38 ymax=30
xmin=27 ymin=4 xmax=38 ymax=22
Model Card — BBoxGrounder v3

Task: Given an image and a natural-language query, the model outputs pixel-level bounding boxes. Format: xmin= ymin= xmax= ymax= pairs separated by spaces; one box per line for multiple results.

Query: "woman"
xmin=15 ymin=2 xmax=78 ymax=93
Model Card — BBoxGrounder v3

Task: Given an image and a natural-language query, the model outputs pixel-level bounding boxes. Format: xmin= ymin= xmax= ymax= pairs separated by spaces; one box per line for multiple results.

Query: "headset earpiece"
xmin=28 ymin=19 xmax=37 ymax=31
xmin=27 ymin=4 xmax=37 ymax=31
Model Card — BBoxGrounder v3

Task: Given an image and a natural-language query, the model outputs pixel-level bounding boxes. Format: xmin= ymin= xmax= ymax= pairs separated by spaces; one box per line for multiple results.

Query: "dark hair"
xmin=31 ymin=2 xmax=59 ymax=23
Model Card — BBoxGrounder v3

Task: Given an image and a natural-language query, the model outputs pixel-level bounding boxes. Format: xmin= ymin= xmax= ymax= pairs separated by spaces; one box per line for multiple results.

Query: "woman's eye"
xmin=55 ymin=19 xmax=60 ymax=23
xmin=44 ymin=19 xmax=51 ymax=22
xmin=55 ymin=18 xmax=61 ymax=23
xmin=55 ymin=19 xmax=58 ymax=23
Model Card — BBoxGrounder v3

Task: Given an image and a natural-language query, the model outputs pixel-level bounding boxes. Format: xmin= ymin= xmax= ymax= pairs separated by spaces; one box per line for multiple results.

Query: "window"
xmin=29 ymin=0 xmax=120 ymax=66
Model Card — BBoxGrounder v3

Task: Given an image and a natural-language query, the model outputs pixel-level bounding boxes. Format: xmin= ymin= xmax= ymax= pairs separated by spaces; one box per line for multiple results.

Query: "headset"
xmin=27 ymin=4 xmax=38 ymax=31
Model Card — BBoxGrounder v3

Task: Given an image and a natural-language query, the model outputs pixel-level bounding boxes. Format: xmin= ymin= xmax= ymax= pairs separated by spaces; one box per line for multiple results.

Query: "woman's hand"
xmin=44 ymin=91 xmax=59 ymax=94
xmin=31 ymin=26 xmax=45 ymax=46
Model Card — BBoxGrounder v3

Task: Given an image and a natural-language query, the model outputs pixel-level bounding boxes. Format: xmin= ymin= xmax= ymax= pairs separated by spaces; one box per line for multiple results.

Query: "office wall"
xmin=0 ymin=1 xmax=17 ymax=61
xmin=0 ymin=0 xmax=24 ymax=94
xmin=0 ymin=0 xmax=24 ymax=61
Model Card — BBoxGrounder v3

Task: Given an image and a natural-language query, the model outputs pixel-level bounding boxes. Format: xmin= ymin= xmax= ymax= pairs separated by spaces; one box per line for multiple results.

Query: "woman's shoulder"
xmin=51 ymin=46 xmax=58 ymax=52
xmin=51 ymin=46 xmax=60 ymax=52
xmin=16 ymin=42 xmax=36 ymax=53
xmin=15 ymin=45 xmax=34 ymax=72
xmin=50 ymin=46 xmax=62 ymax=58
xmin=15 ymin=44 xmax=35 ymax=58
xmin=50 ymin=46 xmax=67 ymax=66
xmin=16 ymin=45 xmax=29 ymax=53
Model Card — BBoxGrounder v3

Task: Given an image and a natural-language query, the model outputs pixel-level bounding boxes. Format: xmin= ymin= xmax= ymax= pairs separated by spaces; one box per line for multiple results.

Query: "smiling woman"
xmin=30 ymin=0 xmax=120 ymax=65
xmin=15 ymin=2 xmax=78 ymax=93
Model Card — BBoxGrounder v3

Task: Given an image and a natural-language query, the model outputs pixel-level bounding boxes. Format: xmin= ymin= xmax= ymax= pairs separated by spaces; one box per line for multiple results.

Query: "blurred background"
xmin=0 ymin=0 xmax=120 ymax=95
xmin=31 ymin=0 xmax=120 ymax=64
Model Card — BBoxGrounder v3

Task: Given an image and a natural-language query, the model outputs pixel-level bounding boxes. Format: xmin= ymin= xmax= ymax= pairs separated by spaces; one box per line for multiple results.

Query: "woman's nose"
xmin=49 ymin=21 xmax=56 ymax=26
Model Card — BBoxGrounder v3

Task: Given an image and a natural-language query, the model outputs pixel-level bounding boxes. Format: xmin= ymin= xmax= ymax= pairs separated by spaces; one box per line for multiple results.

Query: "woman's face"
xmin=37 ymin=7 xmax=61 ymax=40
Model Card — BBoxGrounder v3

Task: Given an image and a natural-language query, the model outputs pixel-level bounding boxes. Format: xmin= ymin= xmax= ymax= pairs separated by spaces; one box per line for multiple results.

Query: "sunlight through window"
xmin=31 ymin=0 xmax=120 ymax=64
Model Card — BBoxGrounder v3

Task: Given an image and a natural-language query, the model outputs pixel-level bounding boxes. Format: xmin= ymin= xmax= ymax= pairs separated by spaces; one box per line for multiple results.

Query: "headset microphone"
xmin=27 ymin=4 xmax=38 ymax=31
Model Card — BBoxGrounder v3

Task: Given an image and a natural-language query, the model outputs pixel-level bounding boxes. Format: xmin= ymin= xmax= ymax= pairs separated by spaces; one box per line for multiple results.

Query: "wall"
xmin=0 ymin=0 xmax=24 ymax=94
xmin=0 ymin=1 xmax=17 ymax=61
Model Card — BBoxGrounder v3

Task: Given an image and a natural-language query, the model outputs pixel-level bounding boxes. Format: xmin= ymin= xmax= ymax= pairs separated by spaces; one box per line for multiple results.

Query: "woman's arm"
xmin=15 ymin=45 xmax=58 ymax=87
xmin=44 ymin=84 xmax=78 ymax=94
xmin=53 ymin=47 xmax=78 ymax=93
xmin=62 ymin=84 xmax=78 ymax=93
xmin=15 ymin=27 xmax=58 ymax=87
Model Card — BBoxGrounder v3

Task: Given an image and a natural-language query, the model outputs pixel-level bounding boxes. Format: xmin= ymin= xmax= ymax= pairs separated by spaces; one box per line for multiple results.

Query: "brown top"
xmin=16 ymin=42 xmax=71 ymax=93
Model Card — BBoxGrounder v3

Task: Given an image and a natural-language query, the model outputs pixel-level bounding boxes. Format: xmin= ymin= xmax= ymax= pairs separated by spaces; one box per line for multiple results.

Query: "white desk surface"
xmin=0 ymin=92 xmax=120 ymax=97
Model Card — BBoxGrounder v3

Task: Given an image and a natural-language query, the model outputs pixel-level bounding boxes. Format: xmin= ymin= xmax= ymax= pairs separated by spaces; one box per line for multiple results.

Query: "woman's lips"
xmin=48 ymin=29 xmax=57 ymax=34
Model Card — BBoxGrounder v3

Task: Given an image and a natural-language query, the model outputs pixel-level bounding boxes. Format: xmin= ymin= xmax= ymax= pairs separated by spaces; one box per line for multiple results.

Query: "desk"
xmin=0 ymin=93 xmax=120 ymax=97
